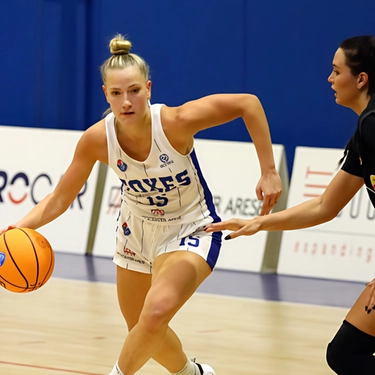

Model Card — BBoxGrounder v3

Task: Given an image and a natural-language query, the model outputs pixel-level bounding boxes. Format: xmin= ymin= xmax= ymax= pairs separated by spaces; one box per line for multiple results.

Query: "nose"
xmin=122 ymin=95 xmax=132 ymax=108
xmin=327 ymin=72 xmax=333 ymax=83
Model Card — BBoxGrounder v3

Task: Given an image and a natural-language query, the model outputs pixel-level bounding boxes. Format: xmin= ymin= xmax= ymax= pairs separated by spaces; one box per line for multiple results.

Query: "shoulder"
xmin=362 ymin=111 xmax=375 ymax=125
xmin=76 ymin=119 xmax=108 ymax=164
xmin=359 ymin=97 xmax=375 ymax=127
xmin=360 ymin=112 xmax=375 ymax=141
xmin=82 ymin=119 xmax=106 ymax=142
xmin=159 ymin=104 xmax=177 ymax=123
xmin=159 ymin=103 xmax=190 ymax=135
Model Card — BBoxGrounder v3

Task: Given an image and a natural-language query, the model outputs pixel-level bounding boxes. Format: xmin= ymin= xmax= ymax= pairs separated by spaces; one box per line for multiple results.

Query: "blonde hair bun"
xmin=109 ymin=34 xmax=132 ymax=55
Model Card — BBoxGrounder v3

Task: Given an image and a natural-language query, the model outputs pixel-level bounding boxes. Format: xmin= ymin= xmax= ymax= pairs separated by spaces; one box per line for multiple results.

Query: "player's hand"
xmin=365 ymin=278 xmax=375 ymax=314
xmin=256 ymin=169 xmax=282 ymax=215
xmin=205 ymin=218 xmax=261 ymax=240
xmin=0 ymin=225 xmax=17 ymax=236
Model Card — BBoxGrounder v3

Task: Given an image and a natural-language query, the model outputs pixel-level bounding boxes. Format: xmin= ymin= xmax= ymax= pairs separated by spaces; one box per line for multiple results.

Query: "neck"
xmin=351 ymin=93 xmax=372 ymax=116
xmin=115 ymin=110 xmax=152 ymax=140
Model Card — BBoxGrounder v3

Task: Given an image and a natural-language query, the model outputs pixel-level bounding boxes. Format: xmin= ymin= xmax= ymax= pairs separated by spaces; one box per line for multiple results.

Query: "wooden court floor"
xmin=0 ymin=277 xmax=346 ymax=375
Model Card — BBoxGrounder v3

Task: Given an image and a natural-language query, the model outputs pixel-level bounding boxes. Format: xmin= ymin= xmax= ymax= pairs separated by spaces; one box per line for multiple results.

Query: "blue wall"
xmin=1 ymin=0 xmax=374 ymax=175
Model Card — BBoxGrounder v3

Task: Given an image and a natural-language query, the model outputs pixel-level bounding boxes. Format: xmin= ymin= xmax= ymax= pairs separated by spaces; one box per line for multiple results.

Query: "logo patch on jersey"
xmin=117 ymin=159 xmax=127 ymax=172
xmin=370 ymin=175 xmax=375 ymax=189
xmin=159 ymin=154 xmax=169 ymax=163
xmin=122 ymin=222 xmax=131 ymax=236
xmin=159 ymin=154 xmax=174 ymax=168
xmin=123 ymin=247 xmax=136 ymax=257
xmin=151 ymin=209 xmax=165 ymax=216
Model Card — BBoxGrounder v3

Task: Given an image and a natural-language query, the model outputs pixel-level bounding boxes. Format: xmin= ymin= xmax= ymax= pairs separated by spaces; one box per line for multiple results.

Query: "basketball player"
xmin=205 ymin=36 xmax=375 ymax=374
xmin=0 ymin=34 xmax=282 ymax=375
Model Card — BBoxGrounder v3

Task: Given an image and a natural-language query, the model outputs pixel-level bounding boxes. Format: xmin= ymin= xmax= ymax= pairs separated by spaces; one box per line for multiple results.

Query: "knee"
xmin=140 ymin=300 xmax=174 ymax=332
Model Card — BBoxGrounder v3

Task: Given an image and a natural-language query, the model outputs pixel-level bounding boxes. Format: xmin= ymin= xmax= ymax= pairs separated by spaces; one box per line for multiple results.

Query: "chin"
xmin=335 ymin=99 xmax=352 ymax=109
xmin=335 ymin=97 xmax=343 ymax=105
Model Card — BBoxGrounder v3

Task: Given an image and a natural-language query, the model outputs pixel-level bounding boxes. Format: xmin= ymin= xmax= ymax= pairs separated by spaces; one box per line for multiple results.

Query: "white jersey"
xmin=105 ymin=103 xmax=220 ymax=226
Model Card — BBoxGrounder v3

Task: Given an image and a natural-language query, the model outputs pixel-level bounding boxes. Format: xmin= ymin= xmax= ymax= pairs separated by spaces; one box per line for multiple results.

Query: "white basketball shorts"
xmin=113 ymin=211 xmax=222 ymax=274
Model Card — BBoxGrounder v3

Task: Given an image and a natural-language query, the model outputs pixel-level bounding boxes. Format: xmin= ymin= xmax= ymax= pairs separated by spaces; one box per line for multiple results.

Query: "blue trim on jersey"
xmin=207 ymin=230 xmax=222 ymax=270
xmin=190 ymin=149 xmax=221 ymax=223
xmin=190 ymin=149 xmax=222 ymax=269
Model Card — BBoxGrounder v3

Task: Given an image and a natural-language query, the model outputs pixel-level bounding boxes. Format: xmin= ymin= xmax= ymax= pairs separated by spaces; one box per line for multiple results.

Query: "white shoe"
xmin=196 ymin=363 xmax=216 ymax=375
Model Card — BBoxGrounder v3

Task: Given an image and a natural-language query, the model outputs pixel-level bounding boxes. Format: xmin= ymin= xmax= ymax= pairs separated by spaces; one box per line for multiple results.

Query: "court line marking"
xmin=0 ymin=360 xmax=103 ymax=375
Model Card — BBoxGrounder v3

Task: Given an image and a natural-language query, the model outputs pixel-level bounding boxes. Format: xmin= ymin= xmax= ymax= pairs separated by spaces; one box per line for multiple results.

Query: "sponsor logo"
xmin=123 ymin=247 xmax=136 ymax=257
xmin=142 ymin=215 xmax=181 ymax=222
xmin=142 ymin=216 xmax=167 ymax=222
xmin=117 ymin=159 xmax=127 ymax=172
xmin=0 ymin=170 xmax=87 ymax=207
xmin=292 ymin=240 xmax=373 ymax=264
xmin=122 ymin=222 xmax=131 ymax=236
xmin=159 ymin=154 xmax=174 ymax=168
xmin=167 ymin=215 xmax=181 ymax=222
xmin=151 ymin=209 xmax=165 ymax=216
xmin=159 ymin=154 xmax=169 ymax=163
xmin=213 ymin=195 xmax=262 ymax=216
xmin=116 ymin=251 xmax=146 ymax=264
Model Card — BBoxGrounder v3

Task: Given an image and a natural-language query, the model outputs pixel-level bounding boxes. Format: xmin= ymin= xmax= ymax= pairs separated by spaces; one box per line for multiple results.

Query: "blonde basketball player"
xmin=0 ymin=34 xmax=282 ymax=375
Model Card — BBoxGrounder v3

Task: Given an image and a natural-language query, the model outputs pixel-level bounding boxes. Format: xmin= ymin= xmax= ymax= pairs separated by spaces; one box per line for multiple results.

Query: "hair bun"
xmin=109 ymin=35 xmax=132 ymax=56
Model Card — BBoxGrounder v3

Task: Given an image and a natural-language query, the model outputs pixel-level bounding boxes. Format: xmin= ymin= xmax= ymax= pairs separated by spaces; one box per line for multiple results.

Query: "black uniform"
xmin=327 ymin=95 xmax=375 ymax=374
xmin=342 ymin=95 xmax=375 ymax=206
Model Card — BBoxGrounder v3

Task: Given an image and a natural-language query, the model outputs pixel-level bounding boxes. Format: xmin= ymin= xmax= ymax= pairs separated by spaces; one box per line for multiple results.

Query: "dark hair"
xmin=338 ymin=36 xmax=375 ymax=166
xmin=340 ymin=36 xmax=375 ymax=96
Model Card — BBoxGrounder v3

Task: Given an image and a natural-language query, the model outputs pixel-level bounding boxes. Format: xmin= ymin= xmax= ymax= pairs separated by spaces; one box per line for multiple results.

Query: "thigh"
xmin=116 ymin=266 xmax=152 ymax=330
xmin=345 ymin=283 xmax=375 ymax=336
xmin=141 ymin=251 xmax=212 ymax=322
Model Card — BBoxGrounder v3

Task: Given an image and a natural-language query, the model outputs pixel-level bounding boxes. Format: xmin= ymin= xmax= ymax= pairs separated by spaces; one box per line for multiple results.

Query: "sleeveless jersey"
xmin=342 ymin=95 xmax=375 ymax=207
xmin=105 ymin=103 xmax=220 ymax=225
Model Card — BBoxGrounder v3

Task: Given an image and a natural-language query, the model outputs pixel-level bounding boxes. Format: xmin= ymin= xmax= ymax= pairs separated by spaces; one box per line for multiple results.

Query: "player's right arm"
xmin=205 ymin=169 xmax=364 ymax=239
xmin=0 ymin=121 xmax=107 ymax=234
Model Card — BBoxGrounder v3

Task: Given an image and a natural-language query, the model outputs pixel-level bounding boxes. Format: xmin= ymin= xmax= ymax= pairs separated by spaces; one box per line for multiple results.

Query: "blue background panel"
xmin=1 ymin=0 xmax=374 ymax=175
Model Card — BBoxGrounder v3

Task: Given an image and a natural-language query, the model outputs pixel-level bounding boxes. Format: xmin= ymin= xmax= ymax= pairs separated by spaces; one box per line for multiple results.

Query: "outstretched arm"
xmin=205 ymin=169 xmax=363 ymax=239
xmin=166 ymin=94 xmax=282 ymax=214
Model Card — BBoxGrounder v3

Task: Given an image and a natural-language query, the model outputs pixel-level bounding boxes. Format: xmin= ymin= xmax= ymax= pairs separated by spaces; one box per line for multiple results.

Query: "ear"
xmin=146 ymin=80 xmax=152 ymax=100
xmin=102 ymin=85 xmax=109 ymax=103
xmin=357 ymin=72 xmax=369 ymax=89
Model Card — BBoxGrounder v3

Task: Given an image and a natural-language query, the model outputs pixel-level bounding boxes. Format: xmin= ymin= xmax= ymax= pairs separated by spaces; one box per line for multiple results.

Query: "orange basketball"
xmin=0 ymin=228 xmax=55 ymax=293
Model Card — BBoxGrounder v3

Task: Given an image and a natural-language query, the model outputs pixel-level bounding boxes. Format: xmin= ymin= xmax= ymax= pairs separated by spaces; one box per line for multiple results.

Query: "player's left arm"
xmin=170 ymin=94 xmax=282 ymax=214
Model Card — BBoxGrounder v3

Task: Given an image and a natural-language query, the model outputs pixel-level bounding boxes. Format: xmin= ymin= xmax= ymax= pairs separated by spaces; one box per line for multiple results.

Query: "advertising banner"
xmin=0 ymin=125 xmax=100 ymax=254
xmin=278 ymin=146 xmax=375 ymax=282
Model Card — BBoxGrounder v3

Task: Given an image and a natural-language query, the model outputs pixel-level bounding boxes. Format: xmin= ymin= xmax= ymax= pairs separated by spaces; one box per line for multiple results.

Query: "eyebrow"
xmin=332 ymin=64 xmax=340 ymax=69
xmin=109 ymin=84 xmax=141 ymax=90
